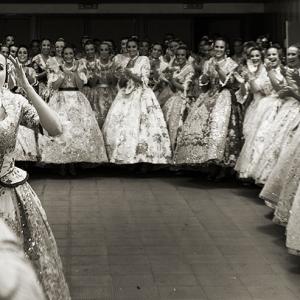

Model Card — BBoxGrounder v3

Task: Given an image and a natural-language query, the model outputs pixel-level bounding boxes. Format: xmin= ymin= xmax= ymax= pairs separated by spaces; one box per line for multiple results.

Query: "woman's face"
xmin=169 ymin=41 xmax=179 ymax=55
xmin=85 ymin=44 xmax=96 ymax=59
xmin=63 ymin=48 xmax=74 ymax=64
xmin=176 ymin=49 xmax=187 ymax=65
xmin=250 ymin=50 xmax=262 ymax=67
xmin=0 ymin=55 xmax=6 ymax=88
xmin=286 ymin=46 xmax=300 ymax=68
xmin=151 ymin=45 xmax=162 ymax=59
xmin=17 ymin=47 xmax=28 ymax=64
xmin=55 ymin=41 xmax=65 ymax=57
xmin=0 ymin=46 xmax=9 ymax=58
xmin=121 ymin=39 xmax=128 ymax=53
xmin=99 ymin=44 xmax=110 ymax=59
xmin=5 ymin=36 xmax=14 ymax=47
xmin=214 ymin=40 xmax=226 ymax=59
xmin=41 ymin=40 xmax=51 ymax=56
xmin=266 ymin=48 xmax=279 ymax=68
xmin=9 ymin=46 xmax=18 ymax=58
xmin=127 ymin=41 xmax=138 ymax=58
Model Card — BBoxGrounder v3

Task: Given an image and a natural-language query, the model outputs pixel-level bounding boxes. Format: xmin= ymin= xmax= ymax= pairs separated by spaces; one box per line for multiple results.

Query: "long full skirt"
xmin=235 ymin=95 xmax=282 ymax=179
xmin=103 ymin=87 xmax=172 ymax=164
xmin=174 ymin=89 xmax=240 ymax=166
xmin=286 ymin=183 xmax=300 ymax=255
xmin=162 ymin=93 xmax=187 ymax=151
xmin=0 ymin=182 xmax=70 ymax=299
xmin=40 ymin=91 xmax=108 ymax=164
xmin=252 ymin=99 xmax=300 ymax=184
xmin=260 ymin=124 xmax=300 ymax=210
xmin=82 ymin=85 xmax=117 ymax=128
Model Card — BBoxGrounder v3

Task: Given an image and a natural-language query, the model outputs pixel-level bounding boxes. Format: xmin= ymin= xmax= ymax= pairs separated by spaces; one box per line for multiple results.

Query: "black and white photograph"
xmin=0 ymin=0 xmax=300 ymax=299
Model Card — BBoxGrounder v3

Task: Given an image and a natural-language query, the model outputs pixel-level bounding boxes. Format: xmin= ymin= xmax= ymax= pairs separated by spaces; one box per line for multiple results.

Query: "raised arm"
xmin=10 ymin=56 xmax=62 ymax=136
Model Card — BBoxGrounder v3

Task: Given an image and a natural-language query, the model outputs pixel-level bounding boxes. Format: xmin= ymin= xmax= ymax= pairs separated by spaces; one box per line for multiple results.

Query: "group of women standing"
xmin=4 ymin=34 xmax=300 ymax=261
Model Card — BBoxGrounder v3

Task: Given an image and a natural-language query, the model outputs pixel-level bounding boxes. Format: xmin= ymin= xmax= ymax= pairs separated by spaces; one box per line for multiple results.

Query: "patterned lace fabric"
xmin=286 ymin=183 xmax=300 ymax=255
xmin=260 ymin=124 xmax=300 ymax=208
xmin=40 ymin=66 xmax=108 ymax=163
xmin=174 ymin=57 xmax=241 ymax=166
xmin=0 ymin=89 xmax=70 ymax=299
xmin=253 ymin=99 xmax=300 ymax=184
xmin=162 ymin=63 xmax=194 ymax=151
xmin=103 ymin=56 xmax=172 ymax=164
xmin=235 ymin=94 xmax=282 ymax=178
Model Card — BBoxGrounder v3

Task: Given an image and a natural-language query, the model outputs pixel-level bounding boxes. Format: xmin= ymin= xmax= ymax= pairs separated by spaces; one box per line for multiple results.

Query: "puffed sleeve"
xmin=140 ymin=56 xmax=151 ymax=87
xmin=19 ymin=96 xmax=40 ymax=129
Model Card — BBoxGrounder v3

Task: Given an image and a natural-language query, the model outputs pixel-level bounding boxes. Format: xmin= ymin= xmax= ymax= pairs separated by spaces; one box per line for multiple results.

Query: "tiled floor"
xmin=29 ymin=171 xmax=300 ymax=300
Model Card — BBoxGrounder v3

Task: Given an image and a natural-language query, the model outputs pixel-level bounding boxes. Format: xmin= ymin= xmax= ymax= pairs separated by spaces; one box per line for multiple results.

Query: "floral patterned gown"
xmin=174 ymin=57 xmax=241 ymax=166
xmin=235 ymin=67 xmax=285 ymax=179
xmin=286 ymin=182 xmax=300 ymax=255
xmin=81 ymin=58 xmax=117 ymax=128
xmin=39 ymin=61 xmax=108 ymax=164
xmin=161 ymin=62 xmax=194 ymax=151
xmin=0 ymin=88 xmax=70 ymax=299
xmin=102 ymin=55 xmax=172 ymax=164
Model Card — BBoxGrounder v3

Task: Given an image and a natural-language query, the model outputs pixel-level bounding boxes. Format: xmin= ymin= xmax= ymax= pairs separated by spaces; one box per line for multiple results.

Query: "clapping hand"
xmin=278 ymin=85 xmax=294 ymax=98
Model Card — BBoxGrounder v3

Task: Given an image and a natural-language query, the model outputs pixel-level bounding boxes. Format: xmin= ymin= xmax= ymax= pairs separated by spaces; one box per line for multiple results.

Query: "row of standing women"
xmin=11 ymin=36 xmax=300 ymax=256
xmin=234 ymin=45 xmax=300 ymax=256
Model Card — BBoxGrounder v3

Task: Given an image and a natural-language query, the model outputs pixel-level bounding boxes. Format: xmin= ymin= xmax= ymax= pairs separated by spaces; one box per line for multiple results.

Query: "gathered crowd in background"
xmin=1 ymin=30 xmax=300 ymax=298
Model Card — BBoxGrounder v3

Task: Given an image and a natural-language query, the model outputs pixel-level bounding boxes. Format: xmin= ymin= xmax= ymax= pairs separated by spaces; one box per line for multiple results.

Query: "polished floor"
xmin=29 ymin=169 xmax=300 ymax=300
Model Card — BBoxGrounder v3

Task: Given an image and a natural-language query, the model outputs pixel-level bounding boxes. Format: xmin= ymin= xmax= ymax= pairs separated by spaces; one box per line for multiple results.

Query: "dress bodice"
xmin=0 ymin=89 xmax=39 ymax=185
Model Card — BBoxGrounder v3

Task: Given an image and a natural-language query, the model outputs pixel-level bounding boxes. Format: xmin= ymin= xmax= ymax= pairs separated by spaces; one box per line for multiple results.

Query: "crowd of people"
xmin=1 ymin=31 xmax=300 ymax=298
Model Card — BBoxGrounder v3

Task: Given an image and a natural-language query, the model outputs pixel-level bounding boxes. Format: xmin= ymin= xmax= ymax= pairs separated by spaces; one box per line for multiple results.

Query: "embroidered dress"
xmin=286 ymin=183 xmax=300 ymax=255
xmin=162 ymin=62 xmax=194 ymax=151
xmin=235 ymin=67 xmax=285 ymax=179
xmin=81 ymin=58 xmax=117 ymax=128
xmin=32 ymin=54 xmax=50 ymax=102
xmin=174 ymin=57 xmax=240 ymax=166
xmin=0 ymin=89 xmax=70 ymax=299
xmin=40 ymin=61 xmax=108 ymax=164
xmin=102 ymin=55 xmax=172 ymax=164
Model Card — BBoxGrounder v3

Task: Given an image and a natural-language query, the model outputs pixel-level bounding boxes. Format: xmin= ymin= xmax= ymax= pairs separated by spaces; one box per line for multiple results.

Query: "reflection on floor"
xmin=30 ymin=171 xmax=300 ymax=300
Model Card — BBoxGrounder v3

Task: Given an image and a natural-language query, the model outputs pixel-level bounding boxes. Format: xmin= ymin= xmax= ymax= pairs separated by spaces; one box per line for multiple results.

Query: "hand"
xmin=123 ymin=68 xmax=132 ymax=78
xmin=278 ymin=85 xmax=293 ymax=98
xmin=8 ymin=56 xmax=29 ymax=90
xmin=264 ymin=60 xmax=273 ymax=72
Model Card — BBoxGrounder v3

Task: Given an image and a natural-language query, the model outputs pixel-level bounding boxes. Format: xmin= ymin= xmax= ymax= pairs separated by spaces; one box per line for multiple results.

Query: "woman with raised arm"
xmin=0 ymin=54 xmax=70 ymax=299
xmin=103 ymin=37 xmax=171 ymax=164
xmin=40 ymin=45 xmax=107 ymax=170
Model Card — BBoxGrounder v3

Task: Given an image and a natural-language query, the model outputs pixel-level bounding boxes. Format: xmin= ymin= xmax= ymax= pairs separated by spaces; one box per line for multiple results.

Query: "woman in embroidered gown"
xmin=174 ymin=38 xmax=241 ymax=168
xmin=94 ymin=42 xmax=117 ymax=127
xmin=161 ymin=46 xmax=194 ymax=151
xmin=239 ymin=48 xmax=273 ymax=139
xmin=252 ymin=46 xmax=300 ymax=184
xmin=235 ymin=47 xmax=285 ymax=179
xmin=32 ymin=39 xmax=51 ymax=102
xmin=148 ymin=43 xmax=168 ymax=95
xmin=103 ymin=38 xmax=171 ymax=164
xmin=80 ymin=40 xmax=99 ymax=109
xmin=40 ymin=45 xmax=108 ymax=164
xmin=46 ymin=38 xmax=65 ymax=100
xmin=0 ymin=54 xmax=70 ymax=299
xmin=14 ymin=46 xmax=40 ymax=162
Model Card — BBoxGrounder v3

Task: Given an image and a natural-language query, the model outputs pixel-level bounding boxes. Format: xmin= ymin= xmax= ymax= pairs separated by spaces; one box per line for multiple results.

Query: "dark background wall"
xmin=0 ymin=13 xmax=272 ymax=49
